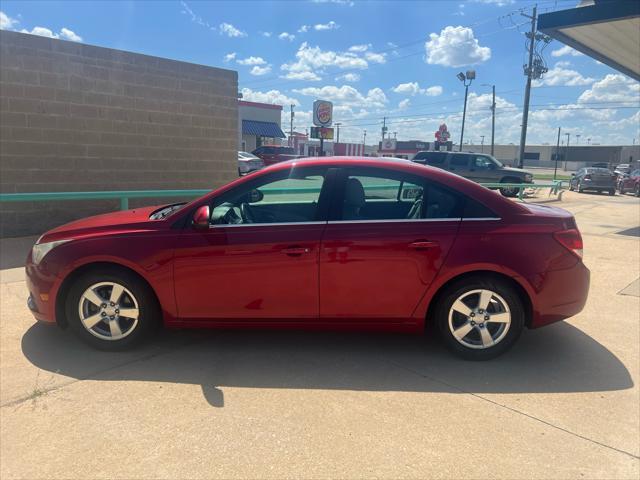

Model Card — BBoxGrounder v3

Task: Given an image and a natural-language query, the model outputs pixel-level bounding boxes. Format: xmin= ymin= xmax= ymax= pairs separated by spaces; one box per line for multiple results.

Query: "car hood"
xmin=39 ymin=205 xmax=163 ymax=243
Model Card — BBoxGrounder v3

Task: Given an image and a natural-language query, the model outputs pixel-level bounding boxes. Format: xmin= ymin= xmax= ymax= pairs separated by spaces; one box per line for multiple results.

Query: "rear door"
xmin=319 ymin=166 xmax=461 ymax=323
xmin=448 ymin=154 xmax=473 ymax=179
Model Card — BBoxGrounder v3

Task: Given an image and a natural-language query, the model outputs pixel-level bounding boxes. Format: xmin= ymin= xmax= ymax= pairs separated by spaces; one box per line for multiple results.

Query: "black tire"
xmin=64 ymin=267 xmax=160 ymax=350
xmin=608 ymin=189 xmax=615 ymax=196
xmin=499 ymin=177 xmax=521 ymax=198
xmin=635 ymin=184 xmax=640 ymax=197
xmin=577 ymin=181 xmax=584 ymax=193
xmin=569 ymin=182 xmax=575 ymax=192
xmin=434 ymin=276 xmax=525 ymax=360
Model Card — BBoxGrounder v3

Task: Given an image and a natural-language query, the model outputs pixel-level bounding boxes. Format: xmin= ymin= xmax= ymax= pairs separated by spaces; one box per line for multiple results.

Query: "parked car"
xmin=613 ymin=163 xmax=632 ymax=177
xmin=412 ymin=151 xmax=533 ymax=197
xmin=252 ymin=145 xmax=302 ymax=166
xmin=569 ymin=167 xmax=617 ymax=195
xmin=617 ymin=169 xmax=640 ymax=196
xmin=25 ymin=157 xmax=589 ymax=360
xmin=237 ymin=151 xmax=264 ymax=176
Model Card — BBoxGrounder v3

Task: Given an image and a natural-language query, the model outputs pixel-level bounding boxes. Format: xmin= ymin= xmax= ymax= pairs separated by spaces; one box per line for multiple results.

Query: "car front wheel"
xmin=434 ymin=276 xmax=525 ymax=360
xmin=65 ymin=268 xmax=159 ymax=350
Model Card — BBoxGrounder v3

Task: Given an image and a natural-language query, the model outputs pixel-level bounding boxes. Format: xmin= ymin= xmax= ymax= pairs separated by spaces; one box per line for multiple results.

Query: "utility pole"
xmin=335 ymin=122 xmax=341 ymax=144
xmin=518 ymin=5 xmax=537 ymax=169
xmin=490 ymin=84 xmax=496 ymax=156
xmin=381 ymin=117 xmax=387 ymax=140
xmin=480 ymin=135 xmax=485 ymax=153
xmin=554 ymin=127 xmax=561 ymax=180
xmin=289 ymin=104 xmax=294 ymax=146
xmin=393 ymin=131 xmax=397 ymax=139
xmin=363 ymin=129 xmax=367 ymax=147
xmin=564 ymin=132 xmax=570 ymax=171
xmin=576 ymin=134 xmax=581 ymax=145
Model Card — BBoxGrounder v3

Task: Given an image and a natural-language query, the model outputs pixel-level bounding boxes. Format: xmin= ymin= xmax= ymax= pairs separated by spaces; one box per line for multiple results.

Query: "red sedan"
xmin=617 ymin=168 xmax=640 ymax=196
xmin=25 ymin=157 xmax=589 ymax=360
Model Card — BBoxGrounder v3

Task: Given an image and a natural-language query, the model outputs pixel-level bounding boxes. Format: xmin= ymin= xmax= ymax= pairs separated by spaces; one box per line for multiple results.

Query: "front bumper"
xmin=25 ymin=254 xmax=59 ymax=325
xmin=526 ymin=260 xmax=590 ymax=328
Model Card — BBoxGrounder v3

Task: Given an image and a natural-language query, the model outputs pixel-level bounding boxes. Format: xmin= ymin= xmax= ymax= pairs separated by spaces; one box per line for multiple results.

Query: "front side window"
xmin=338 ymin=168 xmax=462 ymax=221
xmin=473 ymin=156 xmax=495 ymax=169
xmin=211 ymin=167 xmax=328 ymax=225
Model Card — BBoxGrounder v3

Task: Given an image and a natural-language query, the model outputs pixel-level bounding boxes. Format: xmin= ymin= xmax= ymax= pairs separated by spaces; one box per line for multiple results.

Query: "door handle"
xmin=409 ymin=241 xmax=438 ymax=250
xmin=281 ymin=246 xmax=311 ymax=256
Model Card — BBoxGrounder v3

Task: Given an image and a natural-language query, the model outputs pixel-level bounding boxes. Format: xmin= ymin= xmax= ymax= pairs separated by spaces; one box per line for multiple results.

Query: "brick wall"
xmin=0 ymin=30 xmax=238 ymax=237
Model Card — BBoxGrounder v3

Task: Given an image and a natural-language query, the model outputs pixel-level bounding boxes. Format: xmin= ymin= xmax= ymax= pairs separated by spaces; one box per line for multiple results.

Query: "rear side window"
xmin=463 ymin=198 xmax=498 ymax=219
xmin=414 ymin=152 xmax=447 ymax=165
xmin=450 ymin=154 xmax=469 ymax=168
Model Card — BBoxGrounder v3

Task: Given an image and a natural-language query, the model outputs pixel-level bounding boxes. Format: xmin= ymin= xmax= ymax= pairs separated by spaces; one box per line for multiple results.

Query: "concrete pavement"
xmin=1 ymin=191 xmax=638 ymax=479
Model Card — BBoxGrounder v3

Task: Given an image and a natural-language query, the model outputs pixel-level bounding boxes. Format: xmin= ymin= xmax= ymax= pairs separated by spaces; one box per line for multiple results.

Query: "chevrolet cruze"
xmin=26 ymin=157 xmax=590 ymax=360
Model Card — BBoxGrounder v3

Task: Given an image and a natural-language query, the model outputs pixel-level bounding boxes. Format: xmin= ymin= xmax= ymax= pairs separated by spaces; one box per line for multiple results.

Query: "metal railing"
xmin=0 ymin=181 xmax=564 ymax=210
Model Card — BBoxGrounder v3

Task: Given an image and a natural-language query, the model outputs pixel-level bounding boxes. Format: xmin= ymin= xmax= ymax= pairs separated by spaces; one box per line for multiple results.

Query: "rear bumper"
xmin=526 ymin=261 xmax=590 ymax=328
xmin=580 ymin=179 xmax=616 ymax=190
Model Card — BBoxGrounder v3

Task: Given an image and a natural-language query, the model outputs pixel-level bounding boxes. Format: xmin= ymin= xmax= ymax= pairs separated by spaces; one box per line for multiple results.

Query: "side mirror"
xmin=192 ymin=205 xmax=210 ymax=230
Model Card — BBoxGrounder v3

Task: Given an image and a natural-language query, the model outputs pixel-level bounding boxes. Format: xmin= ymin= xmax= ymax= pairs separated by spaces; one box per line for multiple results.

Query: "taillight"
xmin=584 ymin=174 xmax=592 ymax=180
xmin=554 ymin=228 xmax=583 ymax=259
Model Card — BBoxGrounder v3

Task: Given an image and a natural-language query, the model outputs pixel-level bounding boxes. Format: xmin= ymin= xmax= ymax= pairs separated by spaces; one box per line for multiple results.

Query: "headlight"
xmin=32 ymin=239 xmax=72 ymax=265
xmin=525 ymin=174 xmax=533 ymax=182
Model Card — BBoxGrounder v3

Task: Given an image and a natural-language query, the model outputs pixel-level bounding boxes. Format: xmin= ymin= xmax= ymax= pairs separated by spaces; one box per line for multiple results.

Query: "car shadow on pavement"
xmin=21 ymin=322 xmax=633 ymax=408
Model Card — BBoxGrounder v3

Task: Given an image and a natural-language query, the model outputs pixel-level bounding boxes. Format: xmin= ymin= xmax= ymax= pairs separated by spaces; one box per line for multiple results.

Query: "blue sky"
xmin=1 ymin=0 xmax=639 ymax=146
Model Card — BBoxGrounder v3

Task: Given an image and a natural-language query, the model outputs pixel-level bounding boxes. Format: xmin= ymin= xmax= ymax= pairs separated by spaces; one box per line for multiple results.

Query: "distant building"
xmin=238 ymin=100 xmax=286 ymax=152
xmin=378 ymin=140 xmax=430 ymax=159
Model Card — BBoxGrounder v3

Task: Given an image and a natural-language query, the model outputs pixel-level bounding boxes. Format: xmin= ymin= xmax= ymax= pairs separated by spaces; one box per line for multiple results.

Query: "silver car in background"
xmin=238 ymin=151 xmax=264 ymax=176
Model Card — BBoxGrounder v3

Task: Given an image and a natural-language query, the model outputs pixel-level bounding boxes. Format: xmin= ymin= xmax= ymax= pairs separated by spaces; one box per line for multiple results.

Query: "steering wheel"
xmin=240 ymin=203 xmax=255 ymax=223
xmin=222 ymin=206 xmax=243 ymax=224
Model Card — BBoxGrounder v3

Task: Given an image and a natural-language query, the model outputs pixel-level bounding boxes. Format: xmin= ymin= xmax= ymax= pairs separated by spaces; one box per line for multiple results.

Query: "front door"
xmin=173 ymin=166 xmax=331 ymax=321
xmin=319 ymin=167 xmax=461 ymax=323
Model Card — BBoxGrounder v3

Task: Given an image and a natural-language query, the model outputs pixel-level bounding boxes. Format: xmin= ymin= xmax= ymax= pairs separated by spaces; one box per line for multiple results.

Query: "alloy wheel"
xmin=448 ymin=289 xmax=511 ymax=349
xmin=78 ymin=281 xmax=139 ymax=341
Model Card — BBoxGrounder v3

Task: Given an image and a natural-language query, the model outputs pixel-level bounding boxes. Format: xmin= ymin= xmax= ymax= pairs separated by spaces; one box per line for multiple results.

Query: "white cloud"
xmin=260 ymin=31 xmax=272 ymax=37
xmin=60 ymin=27 xmax=82 ymax=42
xmin=551 ymin=45 xmax=584 ymax=58
xmin=180 ymin=1 xmax=214 ymax=30
xmin=364 ymin=51 xmax=386 ymax=64
xmin=425 ymin=85 xmax=443 ymax=96
xmin=250 ymin=65 xmax=272 ymax=76
xmin=398 ymin=99 xmax=411 ymax=110
xmin=298 ymin=25 xmax=309 ymax=33
xmin=336 ymin=73 xmax=360 ymax=82
xmin=392 ymin=82 xmax=422 ymax=96
xmin=281 ymin=42 xmax=372 ymax=81
xmin=223 ymin=52 xmax=236 ymax=62
xmin=219 ymin=22 xmax=247 ymax=38
xmin=348 ymin=44 xmax=371 ymax=52
xmin=533 ymin=62 xmax=595 ymax=87
xmin=19 ymin=25 xmax=83 ymax=42
xmin=0 ymin=10 xmax=18 ymax=29
xmin=293 ymin=85 xmax=388 ymax=109
xmin=240 ymin=88 xmax=300 ymax=106
xmin=237 ymin=56 xmax=267 ymax=66
xmin=311 ymin=0 xmax=354 ymax=5
xmin=472 ymin=0 xmax=514 ymax=5
xmin=314 ymin=21 xmax=339 ymax=31
xmin=279 ymin=32 xmax=295 ymax=41
xmin=577 ymin=74 xmax=640 ymax=103
xmin=425 ymin=26 xmax=491 ymax=67
xmin=392 ymin=82 xmax=443 ymax=97
xmin=283 ymin=71 xmax=322 ymax=81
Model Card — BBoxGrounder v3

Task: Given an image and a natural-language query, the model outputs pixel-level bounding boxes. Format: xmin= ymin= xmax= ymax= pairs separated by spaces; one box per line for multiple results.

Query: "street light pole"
xmin=564 ymin=132 xmax=570 ymax=171
xmin=457 ymin=70 xmax=475 ymax=152
xmin=518 ymin=5 xmax=537 ymax=169
xmin=335 ymin=122 xmax=342 ymax=144
xmin=480 ymin=135 xmax=485 ymax=153
xmin=554 ymin=126 xmax=561 ymax=180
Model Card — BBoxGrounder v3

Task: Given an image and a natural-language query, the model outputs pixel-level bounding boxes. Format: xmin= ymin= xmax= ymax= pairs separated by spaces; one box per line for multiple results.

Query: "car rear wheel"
xmin=608 ymin=189 xmax=615 ymax=196
xmin=577 ymin=181 xmax=584 ymax=193
xmin=65 ymin=268 xmax=159 ymax=350
xmin=434 ymin=276 xmax=525 ymax=360
xmin=635 ymin=184 xmax=640 ymax=197
xmin=499 ymin=178 xmax=521 ymax=197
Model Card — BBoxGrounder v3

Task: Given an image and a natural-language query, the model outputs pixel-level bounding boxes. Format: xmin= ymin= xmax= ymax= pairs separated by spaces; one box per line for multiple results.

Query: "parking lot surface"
xmin=1 ymin=191 xmax=639 ymax=479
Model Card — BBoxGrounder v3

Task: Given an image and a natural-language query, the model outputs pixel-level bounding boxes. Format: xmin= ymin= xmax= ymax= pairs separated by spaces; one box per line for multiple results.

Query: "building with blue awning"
xmin=238 ymin=100 xmax=286 ymax=153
